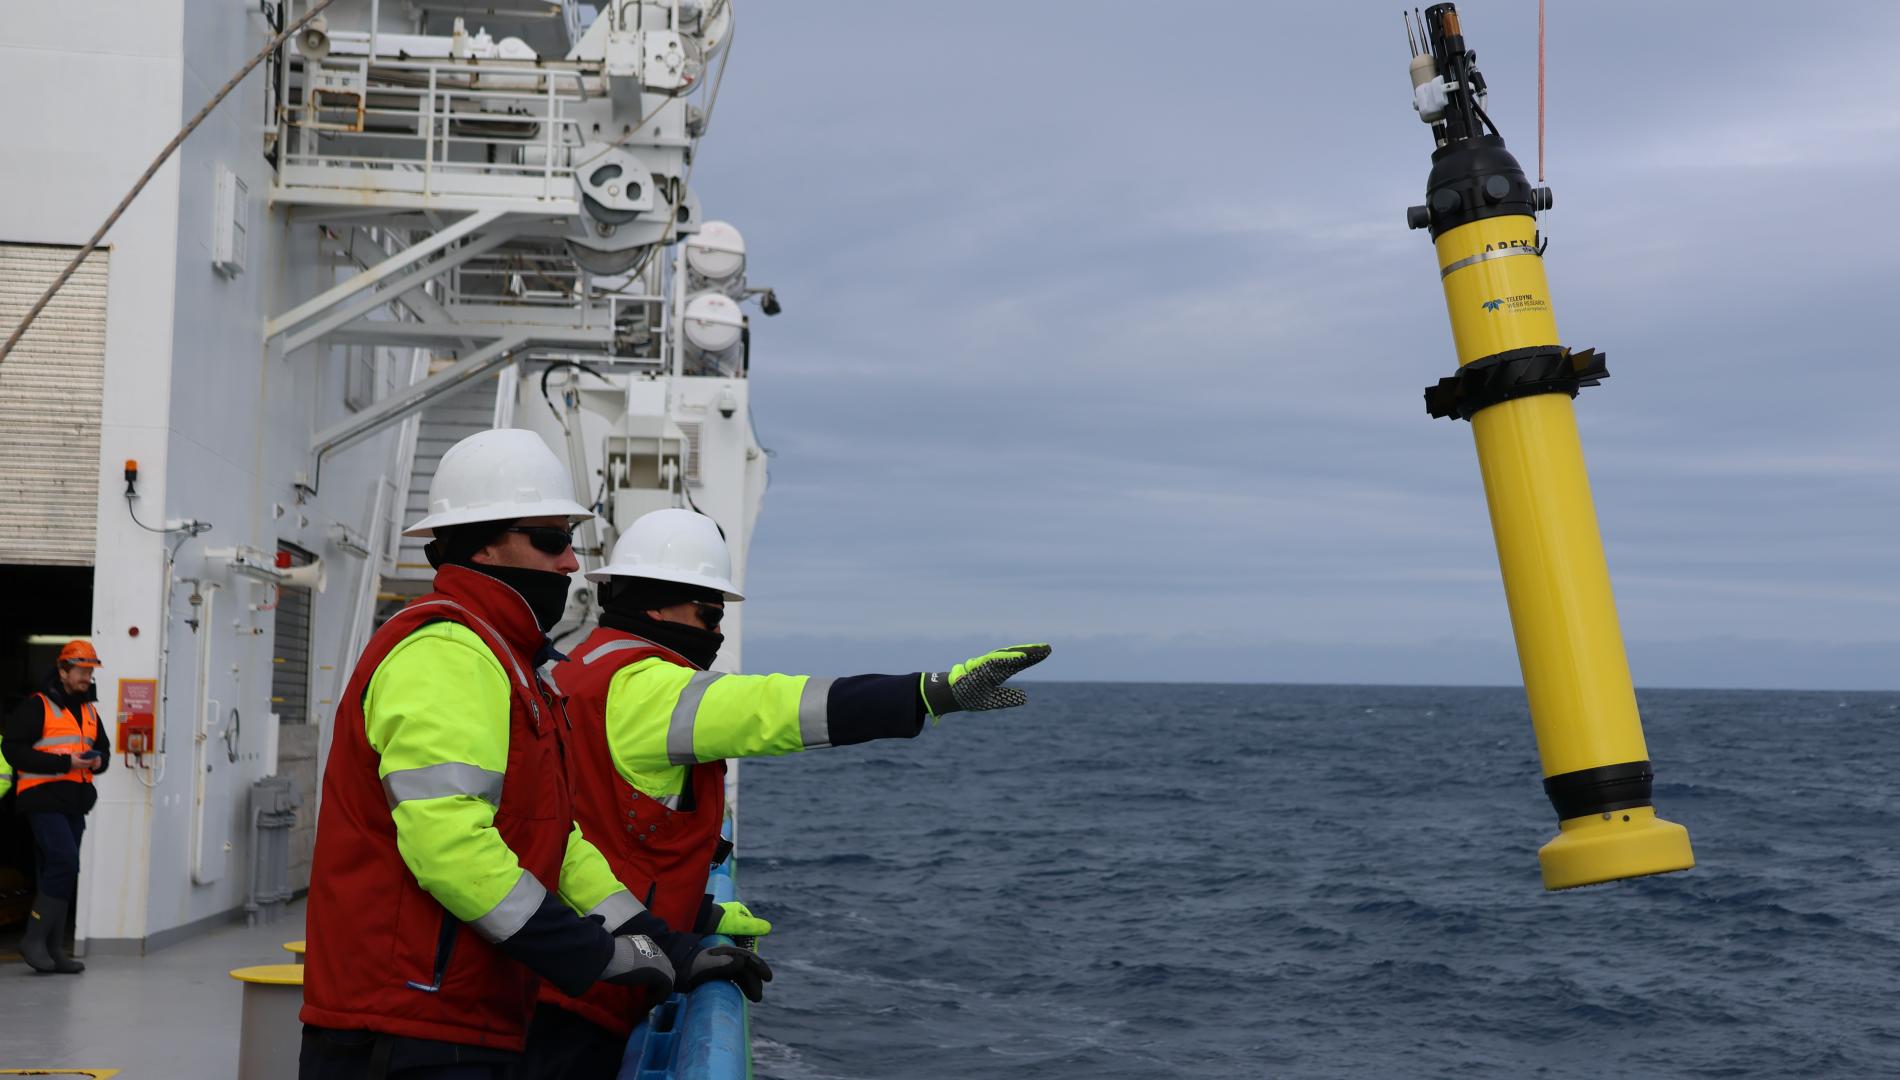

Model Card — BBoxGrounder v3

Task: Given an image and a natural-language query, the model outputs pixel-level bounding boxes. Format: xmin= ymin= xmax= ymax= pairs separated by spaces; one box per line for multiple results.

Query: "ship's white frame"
xmin=0 ymin=0 xmax=768 ymax=954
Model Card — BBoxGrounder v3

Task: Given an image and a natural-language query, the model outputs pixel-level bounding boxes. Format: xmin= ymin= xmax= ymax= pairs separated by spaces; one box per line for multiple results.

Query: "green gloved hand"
xmin=713 ymin=901 xmax=772 ymax=938
xmin=920 ymin=644 xmax=1051 ymax=720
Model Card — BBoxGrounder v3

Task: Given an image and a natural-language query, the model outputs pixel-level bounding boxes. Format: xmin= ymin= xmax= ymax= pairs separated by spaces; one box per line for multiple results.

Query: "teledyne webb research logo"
xmin=1480 ymin=294 xmax=1548 ymax=314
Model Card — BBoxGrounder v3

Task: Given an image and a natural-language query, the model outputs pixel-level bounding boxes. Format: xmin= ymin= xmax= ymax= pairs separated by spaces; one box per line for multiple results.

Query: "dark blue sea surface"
xmin=737 ymin=683 xmax=1900 ymax=1078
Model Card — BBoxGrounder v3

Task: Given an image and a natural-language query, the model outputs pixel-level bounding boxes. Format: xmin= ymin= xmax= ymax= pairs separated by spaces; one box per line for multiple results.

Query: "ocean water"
xmin=736 ymin=682 xmax=1900 ymax=1079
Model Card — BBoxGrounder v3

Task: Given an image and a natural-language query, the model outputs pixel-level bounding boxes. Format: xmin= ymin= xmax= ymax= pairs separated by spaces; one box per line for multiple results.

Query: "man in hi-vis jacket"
xmin=521 ymin=508 xmax=1049 ymax=1076
xmin=300 ymin=431 xmax=761 ymax=1080
xmin=3 ymin=639 xmax=111 ymax=975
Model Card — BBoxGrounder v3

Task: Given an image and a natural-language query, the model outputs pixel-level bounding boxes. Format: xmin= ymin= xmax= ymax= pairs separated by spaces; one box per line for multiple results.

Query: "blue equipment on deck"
xmin=618 ymin=857 xmax=751 ymax=1079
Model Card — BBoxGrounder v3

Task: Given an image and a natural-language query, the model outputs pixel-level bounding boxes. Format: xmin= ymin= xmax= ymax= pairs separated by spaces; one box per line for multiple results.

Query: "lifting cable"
xmin=0 ymin=0 xmax=337 ymax=368
xmin=1538 ymin=0 xmax=1546 ymax=183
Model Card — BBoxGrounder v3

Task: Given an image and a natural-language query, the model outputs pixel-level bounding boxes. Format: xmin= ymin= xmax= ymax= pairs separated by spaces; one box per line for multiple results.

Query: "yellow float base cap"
xmin=1538 ymin=805 xmax=1694 ymax=891
xmin=229 ymin=962 xmax=306 ymax=985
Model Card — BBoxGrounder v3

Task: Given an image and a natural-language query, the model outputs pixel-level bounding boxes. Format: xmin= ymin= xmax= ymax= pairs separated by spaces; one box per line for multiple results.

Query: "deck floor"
xmin=0 ymin=901 xmax=307 ymax=1076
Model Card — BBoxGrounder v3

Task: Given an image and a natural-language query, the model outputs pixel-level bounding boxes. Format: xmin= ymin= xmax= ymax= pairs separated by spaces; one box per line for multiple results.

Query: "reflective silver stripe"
xmin=465 ymin=615 xmax=533 ymax=691
xmin=583 ymin=637 xmax=657 ymax=666
xmin=667 ymin=671 xmax=725 ymax=765
xmin=34 ymin=737 xmax=82 ymax=749
xmin=586 ymin=889 xmax=645 ymax=929
xmin=1438 ymin=245 xmax=1541 ymax=279
xmin=18 ymin=771 xmax=69 ymax=780
xmin=381 ymin=762 xmax=505 ymax=809
xmin=470 ymin=871 xmax=547 ymax=943
xmin=799 ymin=677 xmax=834 ymax=750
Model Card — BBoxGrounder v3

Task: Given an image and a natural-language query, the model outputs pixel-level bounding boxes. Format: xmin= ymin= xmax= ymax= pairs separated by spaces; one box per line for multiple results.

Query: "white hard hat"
xmin=586 ymin=508 xmax=743 ymax=600
xmin=403 ymin=428 xmax=595 ymax=537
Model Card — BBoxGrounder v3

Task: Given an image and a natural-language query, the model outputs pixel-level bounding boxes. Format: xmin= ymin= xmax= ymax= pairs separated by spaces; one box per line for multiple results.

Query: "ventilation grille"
xmin=0 ymin=243 xmax=107 ymax=566
xmin=678 ymin=421 xmax=702 ymax=484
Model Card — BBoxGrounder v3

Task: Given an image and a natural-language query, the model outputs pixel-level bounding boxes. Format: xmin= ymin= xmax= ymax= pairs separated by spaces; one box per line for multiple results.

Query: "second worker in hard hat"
xmin=521 ymin=508 xmax=1049 ymax=1076
xmin=2 ymin=639 xmax=110 ymax=975
xmin=299 ymin=431 xmax=762 ymax=1080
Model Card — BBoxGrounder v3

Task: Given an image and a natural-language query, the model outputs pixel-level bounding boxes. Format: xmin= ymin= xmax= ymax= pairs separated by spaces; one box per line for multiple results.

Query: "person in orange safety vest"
xmin=1 ymin=639 xmax=110 ymax=974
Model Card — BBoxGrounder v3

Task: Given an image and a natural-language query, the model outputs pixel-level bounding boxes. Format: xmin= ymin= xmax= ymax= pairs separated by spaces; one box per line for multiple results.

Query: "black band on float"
xmin=1424 ymin=346 xmax=1608 ymax=420
xmin=1543 ymin=760 xmax=1654 ymax=820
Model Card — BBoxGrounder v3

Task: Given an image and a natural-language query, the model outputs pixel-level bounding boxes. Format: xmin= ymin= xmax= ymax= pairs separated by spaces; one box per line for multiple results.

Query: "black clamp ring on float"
xmin=1542 ymin=760 xmax=1654 ymax=821
xmin=1424 ymin=345 xmax=1608 ymax=421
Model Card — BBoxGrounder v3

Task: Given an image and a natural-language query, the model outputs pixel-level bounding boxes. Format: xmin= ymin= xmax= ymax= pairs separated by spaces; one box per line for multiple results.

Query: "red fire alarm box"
xmin=118 ymin=678 xmax=158 ymax=763
xmin=120 ymin=713 xmax=155 ymax=756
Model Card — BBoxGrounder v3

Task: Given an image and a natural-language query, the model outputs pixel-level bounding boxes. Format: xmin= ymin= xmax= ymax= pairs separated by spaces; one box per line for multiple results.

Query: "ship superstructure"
xmin=0 ymin=0 xmax=770 ymax=978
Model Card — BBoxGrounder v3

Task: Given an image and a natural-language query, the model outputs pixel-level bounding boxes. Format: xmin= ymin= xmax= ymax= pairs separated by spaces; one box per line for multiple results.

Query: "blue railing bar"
xmin=618 ymin=831 xmax=751 ymax=1080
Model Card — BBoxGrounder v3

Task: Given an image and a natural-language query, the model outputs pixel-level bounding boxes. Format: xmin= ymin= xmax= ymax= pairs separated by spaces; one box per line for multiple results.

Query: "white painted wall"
xmin=1 ymin=1 xmax=188 ymax=947
xmin=2 ymin=2 xmax=410 ymax=949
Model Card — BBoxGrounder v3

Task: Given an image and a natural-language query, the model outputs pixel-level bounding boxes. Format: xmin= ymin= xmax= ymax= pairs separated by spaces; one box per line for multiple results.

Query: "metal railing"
xmin=277 ymin=53 xmax=597 ymax=206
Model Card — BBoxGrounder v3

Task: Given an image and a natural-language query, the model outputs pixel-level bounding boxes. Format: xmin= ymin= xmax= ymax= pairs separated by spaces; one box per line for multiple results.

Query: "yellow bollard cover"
xmin=229 ymin=963 xmax=306 ymax=986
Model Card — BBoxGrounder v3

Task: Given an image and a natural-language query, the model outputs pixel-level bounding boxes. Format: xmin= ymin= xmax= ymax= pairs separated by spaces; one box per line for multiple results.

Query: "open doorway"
xmin=0 ymin=564 xmax=95 ymax=951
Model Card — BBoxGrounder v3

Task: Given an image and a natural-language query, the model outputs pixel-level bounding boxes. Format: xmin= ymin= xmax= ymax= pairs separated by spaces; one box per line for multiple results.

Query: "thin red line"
xmin=1538 ymin=0 xmax=1547 ymax=182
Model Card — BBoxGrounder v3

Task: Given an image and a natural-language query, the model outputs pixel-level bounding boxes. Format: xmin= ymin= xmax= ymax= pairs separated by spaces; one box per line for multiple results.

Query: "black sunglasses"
xmin=503 ymin=525 xmax=576 ymax=555
xmin=692 ymin=600 xmax=726 ymax=630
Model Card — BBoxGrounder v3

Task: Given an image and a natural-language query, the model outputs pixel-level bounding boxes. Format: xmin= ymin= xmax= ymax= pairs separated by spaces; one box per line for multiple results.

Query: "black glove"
xmin=919 ymin=644 xmax=1052 ymax=718
xmin=601 ymin=932 xmax=676 ymax=994
xmin=615 ymin=909 xmax=773 ymax=1002
xmin=681 ymin=945 xmax=773 ymax=1002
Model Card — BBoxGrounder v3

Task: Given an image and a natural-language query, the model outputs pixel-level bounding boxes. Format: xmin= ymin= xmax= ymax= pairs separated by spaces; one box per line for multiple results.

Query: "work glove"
xmin=920 ymin=644 xmax=1052 ymax=720
xmin=680 ymin=945 xmax=774 ymax=1002
xmin=706 ymin=899 xmax=771 ymax=953
xmin=614 ymin=909 xmax=773 ymax=1001
xmin=711 ymin=900 xmax=772 ymax=939
xmin=601 ymin=932 xmax=676 ymax=995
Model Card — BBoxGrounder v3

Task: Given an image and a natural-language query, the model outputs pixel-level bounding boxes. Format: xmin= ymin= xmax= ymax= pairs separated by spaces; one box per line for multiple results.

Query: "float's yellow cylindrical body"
xmin=1433 ymin=214 xmax=1693 ymax=889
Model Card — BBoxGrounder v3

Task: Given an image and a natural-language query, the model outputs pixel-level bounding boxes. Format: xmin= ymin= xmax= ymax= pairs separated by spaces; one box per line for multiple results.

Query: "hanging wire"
xmin=1538 ymin=0 xmax=1547 ymax=182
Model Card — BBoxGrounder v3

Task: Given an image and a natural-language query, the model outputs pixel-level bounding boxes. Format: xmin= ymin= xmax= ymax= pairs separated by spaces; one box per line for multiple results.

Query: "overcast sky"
xmin=686 ymin=1 xmax=1899 ymax=690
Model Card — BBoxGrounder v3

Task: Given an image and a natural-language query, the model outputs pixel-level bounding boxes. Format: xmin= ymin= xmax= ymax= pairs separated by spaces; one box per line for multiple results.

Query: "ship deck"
xmin=1 ymin=901 xmax=308 ymax=1077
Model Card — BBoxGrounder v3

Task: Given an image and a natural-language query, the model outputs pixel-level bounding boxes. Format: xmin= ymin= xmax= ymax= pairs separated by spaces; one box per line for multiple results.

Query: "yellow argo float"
xmin=1402 ymin=4 xmax=1693 ymax=889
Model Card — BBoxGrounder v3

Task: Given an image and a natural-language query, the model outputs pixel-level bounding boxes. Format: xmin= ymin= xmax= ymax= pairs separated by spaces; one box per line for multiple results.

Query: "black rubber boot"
xmin=21 ymin=895 xmax=83 ymax=974
xmin=19 ymin=894 xmax=59 ymax=973
xmin=46 ymin=896 xmax=84 ymax=974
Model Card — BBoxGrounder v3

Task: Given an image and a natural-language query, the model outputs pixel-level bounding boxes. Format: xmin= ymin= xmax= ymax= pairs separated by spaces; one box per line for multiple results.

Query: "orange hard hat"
xmin=57 ymin=640 xmax=103 ymax=668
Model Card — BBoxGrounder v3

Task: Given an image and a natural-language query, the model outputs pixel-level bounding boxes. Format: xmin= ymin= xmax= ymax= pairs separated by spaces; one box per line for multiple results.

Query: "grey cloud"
xmin=695 ymin=2 xmax=1898 ymax=690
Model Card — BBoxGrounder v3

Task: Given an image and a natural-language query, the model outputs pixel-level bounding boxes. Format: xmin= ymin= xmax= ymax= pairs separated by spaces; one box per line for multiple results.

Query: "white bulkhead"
xmin=0 ymin=0 xmax=766 ymax=954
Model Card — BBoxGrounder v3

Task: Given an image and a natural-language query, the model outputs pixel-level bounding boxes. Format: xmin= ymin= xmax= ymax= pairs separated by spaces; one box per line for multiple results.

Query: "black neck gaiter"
xmin=467 ymin=563 xmax=572 ymax=633
xmin=598 ymin=608 xmax=724 ymax=670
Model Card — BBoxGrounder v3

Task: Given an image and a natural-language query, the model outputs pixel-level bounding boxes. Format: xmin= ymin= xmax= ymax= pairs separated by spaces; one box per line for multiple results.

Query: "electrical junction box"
xmin=212 ymin=164 xmax=248 ymax=276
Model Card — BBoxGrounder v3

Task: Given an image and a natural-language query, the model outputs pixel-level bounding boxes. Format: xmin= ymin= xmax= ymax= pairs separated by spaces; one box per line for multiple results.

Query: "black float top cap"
xmin=1422 ymin=134 xmax=1536 ymax=239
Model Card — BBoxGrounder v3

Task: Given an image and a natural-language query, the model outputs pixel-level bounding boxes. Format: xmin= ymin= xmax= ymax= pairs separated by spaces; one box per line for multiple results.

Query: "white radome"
xmin=683 ymin=291 xmax=746 ymax=354
xmin=685 ymin=220 xmax=747 ymax=284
